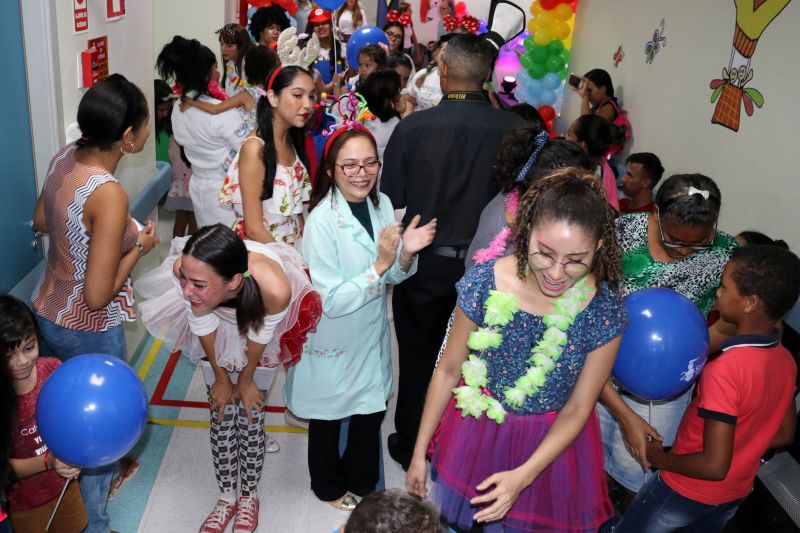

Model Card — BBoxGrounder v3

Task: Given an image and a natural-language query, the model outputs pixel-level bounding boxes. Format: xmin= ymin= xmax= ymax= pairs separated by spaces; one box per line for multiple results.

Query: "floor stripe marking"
xmin=137 ymin=337 xmax=163 ymax=381
xmin=147 ymin=418 xmax=307 ymax=433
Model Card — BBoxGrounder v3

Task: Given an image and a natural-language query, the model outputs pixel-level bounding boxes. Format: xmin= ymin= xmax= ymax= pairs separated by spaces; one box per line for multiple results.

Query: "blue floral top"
xmin=456 ymin=260 xmax=629 ymax=414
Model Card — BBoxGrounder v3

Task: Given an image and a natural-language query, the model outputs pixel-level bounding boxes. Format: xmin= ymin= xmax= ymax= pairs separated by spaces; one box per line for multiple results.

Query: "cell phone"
xmin=568 ymin=73 xmax=582 ymax=89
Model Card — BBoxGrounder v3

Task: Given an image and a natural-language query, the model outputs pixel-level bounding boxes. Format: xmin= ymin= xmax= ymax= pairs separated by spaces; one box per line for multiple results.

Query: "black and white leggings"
xmin=208 ymin=393 xmax=266 ymax=498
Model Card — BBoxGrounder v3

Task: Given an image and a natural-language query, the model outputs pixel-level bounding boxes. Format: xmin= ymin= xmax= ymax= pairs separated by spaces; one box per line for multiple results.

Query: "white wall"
xmin=153 ymin=0 xmax=226 ymax=73
xmin=53 ymin=0 xmax=155 ymax=199
xmin=560 ymin=0 xmax=799 ymax=250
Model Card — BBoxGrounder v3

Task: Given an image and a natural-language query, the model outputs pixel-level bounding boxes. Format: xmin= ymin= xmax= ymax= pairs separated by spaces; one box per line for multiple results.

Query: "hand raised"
xmin=401 ymin=215 xmax=436 ymax=256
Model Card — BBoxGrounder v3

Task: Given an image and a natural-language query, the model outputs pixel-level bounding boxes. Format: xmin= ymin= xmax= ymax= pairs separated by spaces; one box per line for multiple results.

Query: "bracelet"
xmin=135 ymin=241 xmax=145 ymax=255
xmin=43 ymin=451 xmax=50 ymax=471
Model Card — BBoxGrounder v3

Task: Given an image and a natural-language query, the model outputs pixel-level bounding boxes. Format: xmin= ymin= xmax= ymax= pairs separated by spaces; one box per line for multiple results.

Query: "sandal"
xmin=328 ymin=493 xmax=358 ymax=511
xmin=108 ymin=457 xmax=140 ymax=500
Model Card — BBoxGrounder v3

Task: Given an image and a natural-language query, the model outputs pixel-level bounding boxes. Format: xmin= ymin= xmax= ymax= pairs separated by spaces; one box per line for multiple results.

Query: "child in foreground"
xmin=339 ymin=490 xmax=445 ymax=533
xmin=1 ymin=295 xmax=87 ymax=533
xmin=617 ymin=245 xmax=799 ymax=532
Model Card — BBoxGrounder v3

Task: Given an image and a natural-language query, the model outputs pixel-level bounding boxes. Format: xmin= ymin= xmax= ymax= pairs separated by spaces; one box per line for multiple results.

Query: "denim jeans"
xmin=36 ymin=316 xmax=127 ymax=533
xmin=614 ymin=472 xmax=744 ymax=533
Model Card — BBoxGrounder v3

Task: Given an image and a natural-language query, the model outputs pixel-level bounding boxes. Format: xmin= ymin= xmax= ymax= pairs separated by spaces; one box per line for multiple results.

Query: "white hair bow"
xmin=687 ymin=186 xmax=709 ymax=200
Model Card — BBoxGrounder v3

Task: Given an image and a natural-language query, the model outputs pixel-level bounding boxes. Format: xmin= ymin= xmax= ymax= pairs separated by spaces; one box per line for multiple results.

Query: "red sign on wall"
xmin=106 ymin=0 xmax=126 ymax=21
xmin=73 ymin=0 xmax=88 ymax=34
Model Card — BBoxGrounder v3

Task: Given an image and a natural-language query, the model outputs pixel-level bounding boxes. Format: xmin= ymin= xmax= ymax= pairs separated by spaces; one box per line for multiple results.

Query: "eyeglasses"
xmin=336 ymin=159 xmax=382 ymax=177
xmin=528 ymin=252 xmax=590 ymax=278
xmin=656 ymin=212 xmax=716 ymax=251
xmin=386 ymin=32 xmax=403 ymax=40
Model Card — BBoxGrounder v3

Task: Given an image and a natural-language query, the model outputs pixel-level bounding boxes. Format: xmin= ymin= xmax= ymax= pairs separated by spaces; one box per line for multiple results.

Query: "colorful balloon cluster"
xmin=514 ymin=0 xmax=578 ymax=119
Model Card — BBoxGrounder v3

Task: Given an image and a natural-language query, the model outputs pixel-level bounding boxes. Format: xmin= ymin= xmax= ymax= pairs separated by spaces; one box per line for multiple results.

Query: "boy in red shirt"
xmin=1 ymin=295 xmax=87 ymax=532
xmin=616 ymin=245 xmax=799 ymax=532
xmin=618 ymin=152 xmax=663 ymax=214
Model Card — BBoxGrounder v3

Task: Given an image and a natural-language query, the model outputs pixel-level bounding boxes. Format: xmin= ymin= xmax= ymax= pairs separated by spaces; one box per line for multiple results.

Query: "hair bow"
xmin=442 ymin=14 xmax=480 ymax=34
xmin=387 ymin=10 xmax=413 ymax=27
xmin=687 ymin=186 xmax=710 ymax=200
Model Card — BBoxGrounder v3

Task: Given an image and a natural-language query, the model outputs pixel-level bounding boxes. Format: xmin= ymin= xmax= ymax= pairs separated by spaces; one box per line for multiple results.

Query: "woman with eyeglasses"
xmin=407 ymin=168 xmax=628 ymax=532
xmin=598 ymin=173 xmax=738 ymax=510
xmin=284 ymin=129 xmax=435 ymax=510
xmin=384 ymin=22 xmax=416 ymax=89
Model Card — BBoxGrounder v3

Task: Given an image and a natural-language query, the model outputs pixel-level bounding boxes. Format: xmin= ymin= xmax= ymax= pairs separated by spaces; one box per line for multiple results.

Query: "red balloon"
xmin=539 ymin=105 xmax=556 ymax=122
xmin=455 ymin=1 xmax=467 ymax=16
xmin=539 ymin=0 xmax=560 ymax=10
xmin=545 ymin=119 xmax=554 ymax=134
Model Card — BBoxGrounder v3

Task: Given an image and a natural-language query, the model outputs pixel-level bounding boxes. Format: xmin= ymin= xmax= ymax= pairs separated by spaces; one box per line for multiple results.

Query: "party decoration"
xmin=612 ymin=289 xmax=710 ymax=402
xmin=36 ymin=354 xmax=148 ymax=468
xmin=613 ymin=44 xmax=625 ymax=67
xmin=346 ymin=25 xmax=390 ymax=69
xmin=644 ymin=18 xmax=667 ymax=64
xmin=313 ymin=0 xmax=345 ymax=12
xmin=710 ymin=0 xmax=790 ymax=132
xmin=248 ymin=0 xmax=298 ymax=16
xmin=386 ymin=9 xmax=413 ymax=27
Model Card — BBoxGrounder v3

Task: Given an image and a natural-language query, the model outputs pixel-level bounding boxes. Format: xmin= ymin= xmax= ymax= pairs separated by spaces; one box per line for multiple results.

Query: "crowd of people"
xmin=1 ymin=3 xmax=798 ymax=533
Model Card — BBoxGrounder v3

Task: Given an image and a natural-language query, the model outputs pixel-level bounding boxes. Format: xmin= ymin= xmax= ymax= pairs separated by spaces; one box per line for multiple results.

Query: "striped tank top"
xmin=32 ymin=143 xmax=138 ymax=331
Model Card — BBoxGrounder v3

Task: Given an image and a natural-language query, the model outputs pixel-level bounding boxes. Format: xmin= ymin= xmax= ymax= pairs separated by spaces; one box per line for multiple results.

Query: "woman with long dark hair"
xmin=216 ymin=23 xmax=251 ymax=97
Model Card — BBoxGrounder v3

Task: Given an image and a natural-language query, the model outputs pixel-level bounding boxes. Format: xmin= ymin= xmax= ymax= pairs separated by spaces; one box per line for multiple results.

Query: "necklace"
xmin=452 ymin=276 xmax=593 ymax=424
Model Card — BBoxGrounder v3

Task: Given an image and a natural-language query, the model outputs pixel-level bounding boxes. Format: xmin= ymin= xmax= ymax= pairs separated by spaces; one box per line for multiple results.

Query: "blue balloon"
xmin=37 ymin=354 xmax=148 ymax=468
xmin=346 ymin=26 xmax=390 ymax=69
xmin=525 ymin=77 xmax=543 ymax=96
xmin=523 ymin=94 xmax=540 ymax=108
xmin=516 ymin=69 xmax=533 ymax=87
xmin=315 ymin=0 xmax=345 ymax=11
xmin=514 ymin=86 xmax=530 ymax=104
xmin=540 ymin=89 xmax=557 ymax=105
xmin=542 ymin=72 xmax=561 ymax=91
xmin=613 ymin=289 xmax=710 ymax=401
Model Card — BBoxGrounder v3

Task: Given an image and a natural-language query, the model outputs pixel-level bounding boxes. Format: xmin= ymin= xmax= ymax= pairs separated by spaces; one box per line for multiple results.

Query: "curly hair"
xmin=730 ymin=245 xmax=800 ymax=321
xmin=249 ymin=5 xmax=291 ymax=42
xmin=511 ymin=167 xmax=622 ymax=290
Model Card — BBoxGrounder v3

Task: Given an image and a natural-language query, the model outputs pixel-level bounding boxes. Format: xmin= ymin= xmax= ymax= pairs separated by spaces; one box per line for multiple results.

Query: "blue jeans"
xmin=36 ymin=316 xmax=127 ymax=533
xmin=615 ymin=472 xmax=744 ymax=533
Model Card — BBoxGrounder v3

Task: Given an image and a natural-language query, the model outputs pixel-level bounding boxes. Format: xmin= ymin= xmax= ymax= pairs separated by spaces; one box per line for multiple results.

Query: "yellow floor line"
xmin=148 ymin=417 xmax=308 ymax=433
xmin=137 ymin=338 xmax=163 ymax=381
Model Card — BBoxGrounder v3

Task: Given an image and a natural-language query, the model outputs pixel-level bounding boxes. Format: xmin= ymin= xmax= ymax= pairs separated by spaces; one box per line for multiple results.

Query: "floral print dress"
xmin=219 ymin=137 xmax=311 ymax=245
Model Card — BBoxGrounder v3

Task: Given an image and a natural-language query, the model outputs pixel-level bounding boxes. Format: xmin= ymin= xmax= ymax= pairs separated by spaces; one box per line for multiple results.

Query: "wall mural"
xmin=644 ymin=18 xmax=666 ymax=64
xmin=710 ymin=0 xmax=791 ymax=131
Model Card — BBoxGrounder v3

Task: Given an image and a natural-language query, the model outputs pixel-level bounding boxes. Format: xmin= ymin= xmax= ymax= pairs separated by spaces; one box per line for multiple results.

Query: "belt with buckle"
xmin=425 ymin=246 xmax=469 ymax=260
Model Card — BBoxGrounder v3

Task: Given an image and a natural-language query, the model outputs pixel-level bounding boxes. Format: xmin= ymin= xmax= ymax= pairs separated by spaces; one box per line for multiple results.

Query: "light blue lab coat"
xmin=284 ymin=189 xmax=416 ymax=420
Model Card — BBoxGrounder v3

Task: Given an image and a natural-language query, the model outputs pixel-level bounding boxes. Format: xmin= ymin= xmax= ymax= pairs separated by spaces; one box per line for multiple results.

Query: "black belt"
xmin=424 ymin=246 xmax=469 ymax=260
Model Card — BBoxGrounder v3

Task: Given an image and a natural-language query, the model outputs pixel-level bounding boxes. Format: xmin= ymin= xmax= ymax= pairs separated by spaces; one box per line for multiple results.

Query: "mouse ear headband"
xmin=484 ymin=0 xmax=526 ymax=51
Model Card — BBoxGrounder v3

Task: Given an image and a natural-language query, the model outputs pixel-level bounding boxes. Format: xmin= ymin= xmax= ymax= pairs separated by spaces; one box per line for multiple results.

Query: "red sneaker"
xmin=233 ymin=496 xmax=259 ymax=533
xmin=199 ymin=499 xmax=237 ymax=533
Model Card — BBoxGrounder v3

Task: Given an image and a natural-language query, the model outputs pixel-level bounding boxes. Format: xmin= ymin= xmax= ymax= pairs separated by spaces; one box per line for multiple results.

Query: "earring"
xmin=120 ymin=141 xmax=135 ymax=154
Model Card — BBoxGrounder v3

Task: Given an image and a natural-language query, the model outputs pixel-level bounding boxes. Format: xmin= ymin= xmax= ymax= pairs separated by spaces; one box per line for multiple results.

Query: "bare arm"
xmin=595 ymin=102 xmax=617 ymax=123
xmin=599 ymin=380 xmax=663 ymax=469
xmin=647 ymin=418 xmax=734 ymax=481
xmin=82 ymin=184 xmax=157 ymax=310
xmin=181 ymin=91 xmax=254 ymax=115
xmin=33 ymin=195 xmax=47 ymax=233
xmin=11 ymin=453 xmax=79 ymax=480
xmin=238 ymin=138 xmax=276 ymax=244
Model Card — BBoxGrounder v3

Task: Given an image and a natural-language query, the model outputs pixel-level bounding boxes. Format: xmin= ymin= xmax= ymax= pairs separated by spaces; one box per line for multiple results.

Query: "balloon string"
xmin=46 ymin=477 xmax=72 ymax=531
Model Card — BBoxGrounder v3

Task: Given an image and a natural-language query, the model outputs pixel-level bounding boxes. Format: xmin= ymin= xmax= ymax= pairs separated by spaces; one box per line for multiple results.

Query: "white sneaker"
xmin=265 ymin=433 xmax=280 ymax=453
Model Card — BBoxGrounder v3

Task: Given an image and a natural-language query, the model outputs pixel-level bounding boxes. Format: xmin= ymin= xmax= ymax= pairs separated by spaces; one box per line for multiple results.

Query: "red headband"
xmin=322 ymin=126 xmax=375 ymax=160
xmin=266 ymin=66 xmax=283 ymax=92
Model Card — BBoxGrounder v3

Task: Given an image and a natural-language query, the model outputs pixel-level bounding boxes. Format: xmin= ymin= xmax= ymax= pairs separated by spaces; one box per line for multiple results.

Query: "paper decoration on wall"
xmin=644 ymin=18 xmax=666 ymax=64
xmin=613 ymin=45 xmax=624 ymax=67
xmin=710 ymin=0 xmax=791 ymax=132
xmin=106 ymin=0 xmax=125 ymax=22
xmin=513 ymin=0 xmax=579 ymax=125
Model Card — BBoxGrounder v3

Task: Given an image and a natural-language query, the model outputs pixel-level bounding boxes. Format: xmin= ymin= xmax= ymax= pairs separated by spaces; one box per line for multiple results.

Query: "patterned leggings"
xmin=208 ymin=395 xmax=266 ymax=497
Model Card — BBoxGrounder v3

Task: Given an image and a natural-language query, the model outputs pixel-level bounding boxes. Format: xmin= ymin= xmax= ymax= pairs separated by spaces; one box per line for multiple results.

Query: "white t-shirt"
xmin=337 ymin=8 xmax=368 ymax=37
xmin=407 ymin=68 xmax=442 ymax=111
xmin=365 ymin=116 xmax=400 ymax=161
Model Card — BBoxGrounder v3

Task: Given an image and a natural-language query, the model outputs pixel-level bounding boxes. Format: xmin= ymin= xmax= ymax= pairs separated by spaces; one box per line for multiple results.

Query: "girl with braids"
xmin=135 ymin=224 xmax=321 ymax=533
xmin=219 ymin=65 xmax=315 ymax=246
xmin=407 ymin=168 xmax=629 ymax=533
xmin=157 ymin=36 xmax=251 ymax=228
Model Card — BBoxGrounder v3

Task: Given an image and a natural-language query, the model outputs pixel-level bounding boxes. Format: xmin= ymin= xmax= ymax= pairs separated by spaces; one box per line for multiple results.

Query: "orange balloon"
xmin=537 ymin=11 xmax=556 ymax=29
xmin=527 ymin=19 xmax=539 ymax=33
xmin=530 ymin=2 xmax=543 ymax=17
xmin=534 ymin=27 xmax=553 ymax=46
xmin=552 ymin=21 xmax=570 ymax=40
xmin=553 ymin=3 xmax=573 ymax=21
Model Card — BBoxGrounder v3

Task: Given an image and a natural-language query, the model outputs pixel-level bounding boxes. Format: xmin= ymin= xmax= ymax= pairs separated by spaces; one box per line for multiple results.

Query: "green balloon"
xmin=546 ymin=55 xmax=565 ymax=73
xmin=524 ymin=35 xmax=536 ymax=51
xmin=531 ymin=44 xmax=550 ymax=63
xmin=519 ymin=53 xmax=536 ymax=70
xmin=548 ymin=40 xmax=564 ymax=54
xmin=560 ymin=49 xmax=570 ymax=63
xmin=528 ymin=63 xmax=548 ymax=80
xmin=559 ymin=67 xmax=569 ymax=80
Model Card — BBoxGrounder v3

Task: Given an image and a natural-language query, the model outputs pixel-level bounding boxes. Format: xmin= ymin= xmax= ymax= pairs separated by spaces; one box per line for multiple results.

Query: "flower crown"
xmin=318 ymin=89 xmax=376 ymax=158
xmin=276 ymin=27 xmax=320 ymax=70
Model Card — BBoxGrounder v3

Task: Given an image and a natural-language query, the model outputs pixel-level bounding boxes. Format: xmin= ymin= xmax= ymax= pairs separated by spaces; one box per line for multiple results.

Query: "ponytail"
xmin=236 ymin=274 xmax=267 ymax=335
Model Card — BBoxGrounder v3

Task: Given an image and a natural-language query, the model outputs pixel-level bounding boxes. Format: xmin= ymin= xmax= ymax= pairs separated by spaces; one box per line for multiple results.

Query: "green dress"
xmin=616 ymin=213 xmax=738 ymax=317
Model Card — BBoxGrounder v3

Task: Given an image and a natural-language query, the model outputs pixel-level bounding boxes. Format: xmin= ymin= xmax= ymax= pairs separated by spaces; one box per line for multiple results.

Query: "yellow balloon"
xmin=537 ymin=11 xmax=556 ymax=29
xmin=527 ymin=19 xmax=539 ymax=33
xmin=563 ymin=34 xmax=572 ymax=49
xmin=552 ymin=21 xmax=570 ymax=40
xmin=534 ymin=27 xmax=553 ymax=46
xmin=567 ymin=17 xmax=574 ymax=31
xmin=530 ymin=2 xmax=543 ymax=16
xmin=553 ymin=3 xmax=573 ymax=21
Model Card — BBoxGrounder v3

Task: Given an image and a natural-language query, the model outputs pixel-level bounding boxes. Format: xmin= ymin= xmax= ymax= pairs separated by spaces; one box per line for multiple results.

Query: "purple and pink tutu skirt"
xmin=429 ymin=396 xmax=612 ymax=532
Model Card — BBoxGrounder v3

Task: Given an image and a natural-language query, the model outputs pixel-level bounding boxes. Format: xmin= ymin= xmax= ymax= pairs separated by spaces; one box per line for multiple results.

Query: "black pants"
xmin=307 ymin=410 xmax=386 ymax=501
xmin=392 ymin=253 xmax=465 ymax=449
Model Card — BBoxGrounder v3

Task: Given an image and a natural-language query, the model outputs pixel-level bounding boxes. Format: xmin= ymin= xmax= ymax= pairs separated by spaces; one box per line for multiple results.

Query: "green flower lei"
xmin=452 ymin=277 xmax=593 ymax=424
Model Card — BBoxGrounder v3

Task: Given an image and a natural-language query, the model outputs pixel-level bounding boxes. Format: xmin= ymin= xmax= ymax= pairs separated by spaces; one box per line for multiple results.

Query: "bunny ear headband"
xmin=266 ymin=28 xmax=321 ymax=91
xmin=318 ymin=89 xmax=376 ymax=158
